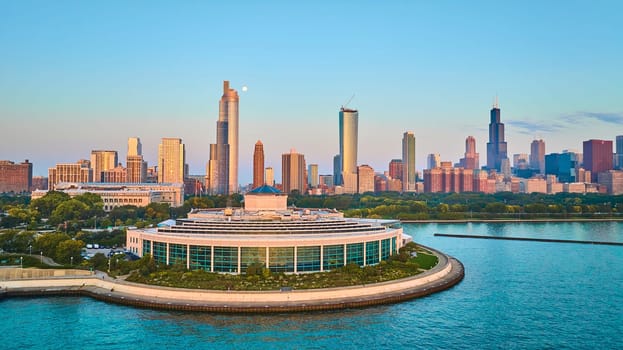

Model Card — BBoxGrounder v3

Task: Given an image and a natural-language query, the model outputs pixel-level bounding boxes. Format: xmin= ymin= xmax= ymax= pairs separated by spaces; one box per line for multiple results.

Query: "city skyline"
xmin=1 ymin=2 xmax=622 ymax=184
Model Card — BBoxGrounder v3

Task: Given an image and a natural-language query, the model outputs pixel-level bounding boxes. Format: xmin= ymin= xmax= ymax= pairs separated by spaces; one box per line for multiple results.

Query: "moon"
xmin=242 ymin=85 xmax=248 ymax=92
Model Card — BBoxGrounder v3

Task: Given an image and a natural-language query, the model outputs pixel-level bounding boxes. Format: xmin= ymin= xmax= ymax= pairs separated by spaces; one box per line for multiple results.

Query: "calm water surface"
xmin=2 ymin=222 xmax=623 ymax=349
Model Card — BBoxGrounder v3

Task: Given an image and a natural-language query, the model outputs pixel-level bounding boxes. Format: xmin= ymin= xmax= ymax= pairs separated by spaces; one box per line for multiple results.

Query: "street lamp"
xmin=29 ymin=244 xmax=32 ymax=255
xmin=40 ymin=251 xmax=43 ymax=263
xmin=70 ymin=256 xmax=74 ymax=267
xmin=20 ymin=256 xmax=23 ymax=269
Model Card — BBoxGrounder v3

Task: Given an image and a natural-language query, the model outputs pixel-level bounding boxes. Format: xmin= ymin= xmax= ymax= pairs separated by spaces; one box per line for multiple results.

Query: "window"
xmin=297 ymin=246 xmax=321 ymax=272
xmin=153 ymin=241 xmax=167 ymax=265
xmin=213 ymin=246 xmax=238 ymax=273
xmin=240 ymin=247 xmax=266 ymax=272
xmin=169 ymin=243 xmax=186 ymax=266
xmin=189 ymin=245 xmax=211 ymax=271
xmin=346 ymin=243 xmax=364 ymax=267
xmin=269 ymin=247 xmax=294 ymax=273
xmin=323 ymin=244 xmax=344 ymax=271
xmin=365 ymin=241 xmax=379 ymax=265
xmin=381 ymin=239 xmax=391 ymax=261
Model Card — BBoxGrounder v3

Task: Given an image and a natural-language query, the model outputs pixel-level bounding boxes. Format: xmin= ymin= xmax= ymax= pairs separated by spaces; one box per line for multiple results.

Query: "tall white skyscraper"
xmin=402 ymin=131 xmax=416 ymax=192
xmin=338 ymin=107 xmax=358 ymax=187
xmin=158 ymin=138 xmax=185 ymax=183
xmin=207 ymin=81 xmax=239 ymax=194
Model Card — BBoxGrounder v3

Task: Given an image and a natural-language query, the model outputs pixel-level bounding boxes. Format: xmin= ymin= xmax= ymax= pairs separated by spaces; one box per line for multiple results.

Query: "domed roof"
xmin=248 ymin=185 xmax=282 ymax=194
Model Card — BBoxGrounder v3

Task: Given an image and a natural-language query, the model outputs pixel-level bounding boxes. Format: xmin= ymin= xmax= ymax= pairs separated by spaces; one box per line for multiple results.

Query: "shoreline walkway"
xmin=435 ymin=233 xmax=623 ymax=246
xmin=0 ymin=248 xmax=464 ymax=313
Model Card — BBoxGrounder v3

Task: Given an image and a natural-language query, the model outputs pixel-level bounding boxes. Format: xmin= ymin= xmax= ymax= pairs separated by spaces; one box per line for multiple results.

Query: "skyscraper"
xmin=127 ymin=137 xmax=142 ymax=157
xmin=583 ymin=139 xmax=613 ymax=182
xmin=265 ymin=167 xmax=274 ymax=186
xmin=357 ymin=165 xmax=375 ymax=194
xmin=388 ymin=159 xmax=403 ymax=180
xmin=338 ymin=107 xmax=358 ymax=187
xmin=530 ymin=139 xmax=546 ymax=174
xmin=427 ymin=154 xmax=441 ymax=170
xmin=282 ymin=149 xmax=306 ymax=194
xmin=158 ymin=138 xmax=185 ymax=183
xmin=333 ymin=154 xmax=341 ymax=186
xmin=207 ymin=80 xmax=239 ymax=194
xmin=486 ymin=99 xmax=508 ymax=172
xmin=253 ymin=140 xmax=264 ymax=189
xmin=615 ymin=135 xmax=623 ymax=170
xmin=308 ymin=164 xmax=319 ymax=188
xmin=90 ymin=150 xmax=118 ymax=182
xmin=460 ymin=136 xmax=479 ymax=169
xmin=0 ymin=160 xmax=32 ymax=193
xmin=127 ymin=137 xmax=146 ymax=183
xmin=48 ymin=162 xmax=92 ymax=190
xmin=402 ymin=131 xmax=416 ymax=192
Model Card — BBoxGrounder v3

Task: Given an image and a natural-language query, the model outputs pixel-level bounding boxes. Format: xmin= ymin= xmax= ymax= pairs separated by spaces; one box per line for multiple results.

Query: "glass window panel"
xmin=297 ymin=246 xmax=321 ymax=272
xmin=269 ymin=247 xmax=294 ymax=273
xmin=213 ymin=246 xmax=238 ymax=273
xmin=323 ymin=244 xmax=344 ymax=271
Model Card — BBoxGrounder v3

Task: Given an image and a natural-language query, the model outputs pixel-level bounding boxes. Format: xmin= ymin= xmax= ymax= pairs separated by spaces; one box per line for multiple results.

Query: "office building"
xmin=598 ymin=170 xmax=623 ymax=195
xmin=333 ymin=154 xmax=341 ymax=186
xmin=207 ymin=80 xmax=239 ymax=194
xmin=319 ymin=174 xmax=334 ymax=188
xmin=615 ymin=135 xmax=623 ymax=170
xmin=402 ymin=131 xmax=416 ymax=192
xmin=583 ymin=139 xmax=613 ymax=182
xmin=126 ymin=137 xmax=147 ymax=183
xmin=253 ymin=140 xmax=264 ymax=189
xmin=90 ymin=150 xmax=118 ymax=182
xmin=265 ymin=167 xmax=275 ymax=186
xmin=460 ymin=136 xmax=479 ymax=169
xmin=338 ymin=107 xmax=358 ymax=186
xmin=308 ymin=164 xmax=319 ymax=188
xmin=388 ymin=159 xmax=403 ymax=180
xmin=282 ymin=149 xmax=306 ymax=194
xmin=530 ymin=139 xmax=546 ymax=174
xmin=357 ymin=165 xmax=375 ymax=194
xmin=427 ymin=154 xmax=440 ymax=170
xmin=158 ymin=138 xmax=185 ymax=184
xmin=48 ymin=163 xmax=92 ymax=190
xmin=0 ymin=160 xmax=32 ymax=193
xmin=486 ymin=99 xmax=508 ymax=172
xmin=545 ymin=152 xmax=578 ymax=183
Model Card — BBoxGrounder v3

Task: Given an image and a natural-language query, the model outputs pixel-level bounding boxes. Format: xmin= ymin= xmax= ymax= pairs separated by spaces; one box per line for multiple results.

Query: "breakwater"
xmin=434 ymin=233 xmax=623 ymax=246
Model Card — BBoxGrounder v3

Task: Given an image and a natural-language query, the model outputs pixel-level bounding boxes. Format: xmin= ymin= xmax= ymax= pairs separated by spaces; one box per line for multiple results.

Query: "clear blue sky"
xmin=1 ymin=1 xmax=622 ymax=183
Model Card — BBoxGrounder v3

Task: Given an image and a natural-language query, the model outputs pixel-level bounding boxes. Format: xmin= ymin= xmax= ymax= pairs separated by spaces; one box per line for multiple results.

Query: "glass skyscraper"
xmin=402 ymin=131 xmax=416 ymax=192
xmin=486 ymin=101 xmax=508 ymax=172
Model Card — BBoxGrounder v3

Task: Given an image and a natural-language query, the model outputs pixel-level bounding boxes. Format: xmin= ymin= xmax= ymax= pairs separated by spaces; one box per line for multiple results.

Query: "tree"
xmin=55 ymin=239 xmax=85 ymax=264
xmin=30 ymin=191 xmax=70 ymax=218
xmin=49 ymin=199 xmax=90 ymax=225
xmin=34 ymin=232 xmax=71 ymax=257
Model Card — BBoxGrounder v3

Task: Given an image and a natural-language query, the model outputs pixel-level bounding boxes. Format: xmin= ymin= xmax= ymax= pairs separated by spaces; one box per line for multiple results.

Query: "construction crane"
xmin=342 ymin=94 xmax=355 ymax=110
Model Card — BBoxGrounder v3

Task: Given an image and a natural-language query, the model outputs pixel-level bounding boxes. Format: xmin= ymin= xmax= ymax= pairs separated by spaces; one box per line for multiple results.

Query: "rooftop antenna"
xmin=342 ymin=94 xmax=355 ymax=110
xmin=494 ymin=94 xmax=499 ymax=109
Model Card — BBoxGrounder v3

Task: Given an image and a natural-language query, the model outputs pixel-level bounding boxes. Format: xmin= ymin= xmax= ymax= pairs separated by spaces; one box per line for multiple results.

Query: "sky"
xmin=1 ymin=1 xmax=622 ymax=184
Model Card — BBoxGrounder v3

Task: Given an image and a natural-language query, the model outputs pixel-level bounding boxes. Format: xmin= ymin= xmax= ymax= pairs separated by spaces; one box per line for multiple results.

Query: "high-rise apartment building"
xmin=0 ymin=160 xmax=32 ymax=193
xmin=486 ymin=100 xmax=508 ymax=172
xmin=102 ymin=165 xmax=127 ymax=183
xmin=158 ymin=138 xmax=185 ymax=183
xmin=90 ymin=150 xmax=118 ymax=182
xmin=308 ymin=164 xmax=319 ymax=188
xmin=127 ymin=137 xmax=146 ymax=183
xmin=583 ymin=139 xmax=613 ymax=182
xmin=357 ymin=165 xmax=375 ymax=194
xmin=388 ymin=159 xmax=403 ymax=180
xmin=615 ymin=135 xmax=623 ymax=170
xmin=48 ymin=162 xmax=92 ymax=190
xmin=402 ymin=131 xmax=416 ymax=192
xmin=207 ymin=80 xmax=239 ymax=194
xmin=265 ymin=167 xmax=275 ymax=186
xmin=427 ymin=154 xmax=440 ymax=170
xmin=530 ymin=139 xmax=546 ymax=174
xmin=253 ymin=140 xmax=264 ymax=189
xmin=460 ymin=136 xmax=479 ymax=169
xmin=338 ymin=107 xmax=358 ymax=186
xmin=282 ymin=149 xmax=306 ymax=194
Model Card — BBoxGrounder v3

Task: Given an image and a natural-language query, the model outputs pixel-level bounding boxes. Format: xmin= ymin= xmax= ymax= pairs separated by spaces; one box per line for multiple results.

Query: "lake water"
xmin=2 ymin=222 xmax=623 ymax=349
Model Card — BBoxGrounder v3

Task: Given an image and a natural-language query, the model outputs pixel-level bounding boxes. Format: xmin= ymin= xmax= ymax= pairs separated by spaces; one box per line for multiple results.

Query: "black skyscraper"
xmin=486 ymin=100 xmax=508 ymax=172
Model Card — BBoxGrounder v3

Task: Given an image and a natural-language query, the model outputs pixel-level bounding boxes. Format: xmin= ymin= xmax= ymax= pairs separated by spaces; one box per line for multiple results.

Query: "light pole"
xmin=70 ymin=256 xmax=74 ymax=267
xmin=40 ymin=251 xmax=43 ymax=263
xmin=20 ymin=256 xmax=23 ymax=269
xmin=29 ymin=244 xmax=32 ymax=256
